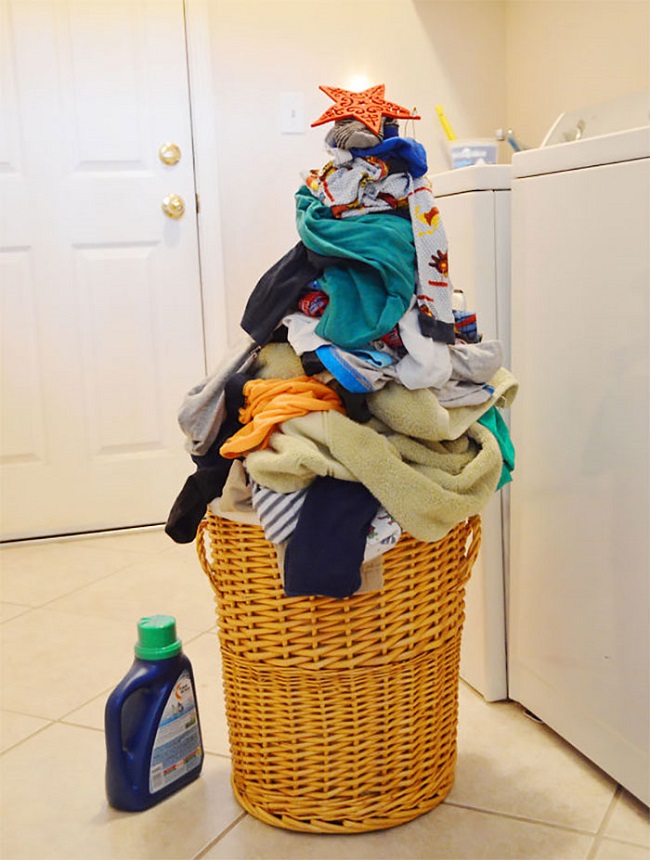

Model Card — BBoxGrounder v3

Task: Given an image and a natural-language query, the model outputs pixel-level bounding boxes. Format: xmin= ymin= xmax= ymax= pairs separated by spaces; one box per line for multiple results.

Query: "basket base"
xmin=230 ymin=771 xmax=455 ymax=834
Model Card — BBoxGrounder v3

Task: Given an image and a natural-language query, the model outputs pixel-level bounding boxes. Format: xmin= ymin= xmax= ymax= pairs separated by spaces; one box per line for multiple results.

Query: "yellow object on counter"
xmin=435 ymin=104 xmax=457 ymax=141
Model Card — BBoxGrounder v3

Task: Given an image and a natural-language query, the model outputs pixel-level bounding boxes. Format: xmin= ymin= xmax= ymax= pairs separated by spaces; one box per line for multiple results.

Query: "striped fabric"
xmin=250 ymin=481 xmax=308 ymax=545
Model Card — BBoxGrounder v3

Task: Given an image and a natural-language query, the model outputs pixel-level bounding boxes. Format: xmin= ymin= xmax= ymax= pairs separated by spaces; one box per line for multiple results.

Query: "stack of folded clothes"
xmin=166 ymin=84 xmax=517 ymax=599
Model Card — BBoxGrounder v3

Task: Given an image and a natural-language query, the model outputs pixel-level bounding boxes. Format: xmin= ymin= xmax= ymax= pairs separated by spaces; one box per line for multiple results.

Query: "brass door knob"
xmin=159 ymin=142 xmax=181 ymax=165
xmin=162 ymin=193 xmax=185 ymax=219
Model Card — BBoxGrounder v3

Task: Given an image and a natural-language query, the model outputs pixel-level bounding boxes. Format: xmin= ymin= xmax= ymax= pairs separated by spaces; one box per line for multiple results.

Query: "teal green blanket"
xmin=295 ymin=185 xmax=415 ymax=349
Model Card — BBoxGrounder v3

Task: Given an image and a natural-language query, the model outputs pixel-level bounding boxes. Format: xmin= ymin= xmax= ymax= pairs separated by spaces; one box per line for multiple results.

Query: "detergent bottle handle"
xmin=105 ymin=667 xmax=149 ymax=780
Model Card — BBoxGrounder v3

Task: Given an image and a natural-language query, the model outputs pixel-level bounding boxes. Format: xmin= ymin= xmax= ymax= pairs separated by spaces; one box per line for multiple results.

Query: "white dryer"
xmin=431 ymin=164 xmax=512 ymax=702
xmin=508 ymin=126 xmax=650 ymax=803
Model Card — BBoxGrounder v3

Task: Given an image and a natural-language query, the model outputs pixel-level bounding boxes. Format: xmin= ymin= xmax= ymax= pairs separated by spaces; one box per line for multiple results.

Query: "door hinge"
xmin=195 ymin=192 xmax=201 ymax=213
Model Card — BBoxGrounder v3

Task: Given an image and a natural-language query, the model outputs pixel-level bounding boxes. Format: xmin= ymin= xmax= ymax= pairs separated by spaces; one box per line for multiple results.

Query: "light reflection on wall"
xmin=344 ymin=74 xmax=371 ymax=92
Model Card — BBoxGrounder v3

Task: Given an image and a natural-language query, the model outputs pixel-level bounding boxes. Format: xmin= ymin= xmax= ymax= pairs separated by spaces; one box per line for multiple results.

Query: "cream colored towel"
xmin=245 ymin=341 xmax=517 ymax=542
xmin=245 ymin=411 xmax=502 ymax=543
xmin=368 ymin=367 xmax=517 ymax=441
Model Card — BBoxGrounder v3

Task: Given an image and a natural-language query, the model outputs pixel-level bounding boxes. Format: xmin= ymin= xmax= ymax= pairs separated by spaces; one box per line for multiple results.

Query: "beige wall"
xmin=506 ymin=0 xmax=650 ymax=148
xmin=207 ymin=0 xmax=648 ymax=340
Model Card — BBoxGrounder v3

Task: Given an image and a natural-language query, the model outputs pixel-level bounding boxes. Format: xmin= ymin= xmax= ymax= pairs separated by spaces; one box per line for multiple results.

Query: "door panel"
xmin=75 ymin=245 xmax=163 ymax=455
xmin=1 ymin=250 xmax=46 ymax=464
xmin=0 ymin=0 xmax=206 ymax=539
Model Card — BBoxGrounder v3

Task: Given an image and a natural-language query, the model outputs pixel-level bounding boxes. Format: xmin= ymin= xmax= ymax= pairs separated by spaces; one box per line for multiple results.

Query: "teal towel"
xmin=478 ymin=406 xmax=515 ymax=489
xmin=295 ymin=185 xmax=415 ymax=349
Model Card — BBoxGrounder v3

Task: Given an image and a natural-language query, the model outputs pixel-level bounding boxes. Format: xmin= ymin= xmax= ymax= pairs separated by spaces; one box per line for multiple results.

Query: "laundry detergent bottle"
xmin=105 ymin=615 xmax=204 ymax=811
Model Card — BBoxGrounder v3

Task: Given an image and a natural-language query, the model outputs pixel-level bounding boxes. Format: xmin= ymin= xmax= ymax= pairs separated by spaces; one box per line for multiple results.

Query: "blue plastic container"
xmin=105 ymin=615 xmax=204 ymax=811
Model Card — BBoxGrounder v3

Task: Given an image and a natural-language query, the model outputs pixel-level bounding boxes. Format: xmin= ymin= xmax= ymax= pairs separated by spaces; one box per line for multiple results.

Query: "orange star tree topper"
xmin=311 ymin=84 xmax=419 ymax=135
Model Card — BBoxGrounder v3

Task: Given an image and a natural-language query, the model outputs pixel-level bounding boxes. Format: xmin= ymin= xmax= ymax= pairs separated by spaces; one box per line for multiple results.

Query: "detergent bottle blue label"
xmin=149 ymin=669 xmax=202 ymax=794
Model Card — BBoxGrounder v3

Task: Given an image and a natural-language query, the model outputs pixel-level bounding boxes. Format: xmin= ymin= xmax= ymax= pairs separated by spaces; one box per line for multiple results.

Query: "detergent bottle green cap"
xmin=134 ymin=615 xmax=182 ymax=661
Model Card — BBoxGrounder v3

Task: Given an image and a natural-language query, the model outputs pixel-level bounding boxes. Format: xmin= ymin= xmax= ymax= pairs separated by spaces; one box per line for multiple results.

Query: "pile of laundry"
xmin=166 ymin=85 xmax=517 ymax=599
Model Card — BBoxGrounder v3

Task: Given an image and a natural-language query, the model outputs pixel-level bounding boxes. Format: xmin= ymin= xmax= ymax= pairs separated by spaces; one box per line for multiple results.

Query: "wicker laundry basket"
xmin=197 ymin=510 xmax=481 ymax=834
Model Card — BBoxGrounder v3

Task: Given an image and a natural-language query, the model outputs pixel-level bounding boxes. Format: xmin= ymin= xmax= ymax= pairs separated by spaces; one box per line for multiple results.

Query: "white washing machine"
xmin=508 ymin=125 xmax=650 ymax=803
xmin=431 ymin=164 xmax=512 ymax=702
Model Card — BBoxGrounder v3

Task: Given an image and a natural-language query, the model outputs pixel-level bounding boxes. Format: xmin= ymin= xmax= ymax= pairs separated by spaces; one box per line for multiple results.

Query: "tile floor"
xmin=1 ymin=526 xmax=648 ymax=860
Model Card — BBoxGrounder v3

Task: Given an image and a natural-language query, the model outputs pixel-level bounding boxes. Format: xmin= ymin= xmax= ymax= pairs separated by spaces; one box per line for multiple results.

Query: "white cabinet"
xmin=432 ymin=165 xmax=512 ymax=702
xmin=508 ymin=128 xmax=650 ymax=804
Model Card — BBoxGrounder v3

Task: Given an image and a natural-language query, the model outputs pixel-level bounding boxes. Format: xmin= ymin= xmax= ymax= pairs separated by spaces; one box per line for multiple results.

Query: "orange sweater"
xmin=219 ymin=376 xmax=345 ymax=459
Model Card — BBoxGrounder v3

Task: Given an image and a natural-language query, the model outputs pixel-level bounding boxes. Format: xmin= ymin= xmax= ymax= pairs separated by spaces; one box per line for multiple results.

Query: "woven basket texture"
xmin=197 ymin=511 xmax=481 ymax=833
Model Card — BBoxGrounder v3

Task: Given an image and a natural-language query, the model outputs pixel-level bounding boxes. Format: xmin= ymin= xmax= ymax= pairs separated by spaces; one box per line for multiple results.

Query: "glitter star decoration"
xmin=311 ymin=84 xmax=419 ymax=135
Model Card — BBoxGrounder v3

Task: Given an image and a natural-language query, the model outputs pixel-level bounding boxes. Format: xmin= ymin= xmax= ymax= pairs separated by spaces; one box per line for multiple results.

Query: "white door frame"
xmin=184 ymin=0 xmax=229 ymax=373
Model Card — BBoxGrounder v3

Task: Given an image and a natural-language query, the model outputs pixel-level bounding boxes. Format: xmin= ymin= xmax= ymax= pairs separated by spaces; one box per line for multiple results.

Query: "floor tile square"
xmin=604 ymin=789 xmax=650 ymax=847
xmin=0 ymin=722 xmax=242 ymax=860
xmin=45 ymin=542 xmax=216 ymax=635
xmin=1 ymin=608 xmax=142 ymax=719
xmin=594 ymin=838 xmax=650 ymax=859
xmin=0 ymin=540 xmax=148 ymax=606
xmin=450 ymin=683 xmax=617 ymax=831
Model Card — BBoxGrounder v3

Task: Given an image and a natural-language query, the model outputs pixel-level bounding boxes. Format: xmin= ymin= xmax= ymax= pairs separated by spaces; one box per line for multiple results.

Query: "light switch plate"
xmin=280 ymin=91 xmax=305 ymax=134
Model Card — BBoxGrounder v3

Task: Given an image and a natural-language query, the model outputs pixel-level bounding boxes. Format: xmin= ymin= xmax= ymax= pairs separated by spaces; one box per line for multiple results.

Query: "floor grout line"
xmin=593 ymin=834 xmax=650 ymax=852
xmin=193 ymin=811 xmax=248 ymax=859
xmin=443 ymin=798 xmax=613 ymax=839
xmin=586 ymin=785 xmax=623 ymax=859
xmin=202 ymin=751 xmax=232 ymax=762
xmin=1 ymin=556 xmax=167 ymax=617
xmin=2 ymin=719 xmax=234 ymax=767
xmin=0 ymin=574 xmax=217 ymax=631
xmin=0 ymin=717 xmax=56 ymax=756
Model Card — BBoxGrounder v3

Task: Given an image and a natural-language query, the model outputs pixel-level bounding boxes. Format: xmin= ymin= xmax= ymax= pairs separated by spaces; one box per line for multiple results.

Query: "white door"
xmin=0 ymin=0 xmax=206 ymax=540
